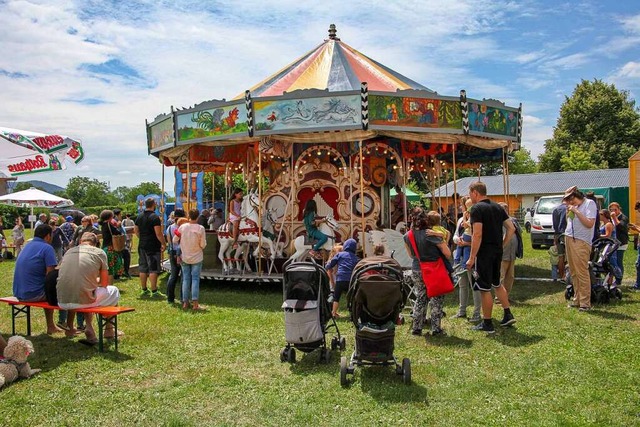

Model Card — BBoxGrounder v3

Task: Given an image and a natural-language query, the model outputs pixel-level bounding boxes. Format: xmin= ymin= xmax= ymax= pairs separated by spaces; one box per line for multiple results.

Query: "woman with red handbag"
xmin=404 ymin=208 xmax=454 ymax=337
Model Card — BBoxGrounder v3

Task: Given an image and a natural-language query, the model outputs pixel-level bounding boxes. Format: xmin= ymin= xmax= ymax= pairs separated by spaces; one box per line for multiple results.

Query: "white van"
xmin=530 ymin=195 xmax=564 ymax=249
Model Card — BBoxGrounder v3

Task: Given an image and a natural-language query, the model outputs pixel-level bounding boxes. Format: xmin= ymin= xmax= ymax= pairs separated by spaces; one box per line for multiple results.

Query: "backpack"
xmin=512 ymin=218 xmax=524 ymax=259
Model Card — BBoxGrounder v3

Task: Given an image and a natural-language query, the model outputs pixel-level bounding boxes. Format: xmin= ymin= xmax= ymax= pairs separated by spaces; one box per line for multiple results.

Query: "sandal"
xmin=78 ymin=338 xmax=98 ymax=346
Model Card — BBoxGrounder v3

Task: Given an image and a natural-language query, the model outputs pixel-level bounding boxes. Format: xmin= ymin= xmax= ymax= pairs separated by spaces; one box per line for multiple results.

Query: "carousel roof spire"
xmin=327 ymin=24 xmax=340 ymax=41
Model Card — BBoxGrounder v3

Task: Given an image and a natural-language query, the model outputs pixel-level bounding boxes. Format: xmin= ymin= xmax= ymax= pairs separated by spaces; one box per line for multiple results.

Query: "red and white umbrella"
xmin=0 ymin=127 xmax=85 ymax=177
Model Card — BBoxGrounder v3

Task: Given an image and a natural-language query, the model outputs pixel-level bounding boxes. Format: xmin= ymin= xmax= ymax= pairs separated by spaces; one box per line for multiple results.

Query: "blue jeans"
xmin=58 ymin=310 xmax=85 ymax=328
xmin=181 ymin=261 xmax=202 ymax=303
xmin=614 ymin=249 xmax=624 ymax=285
xmin=166 ymin=251 xmax=182 ymax=303
xmin=635 ymin=249 xmax=640 ymax=287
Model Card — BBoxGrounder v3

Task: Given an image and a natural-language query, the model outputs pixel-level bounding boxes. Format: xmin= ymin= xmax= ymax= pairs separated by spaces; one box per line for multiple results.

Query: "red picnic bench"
xmin=0 ymin=297 xmax=134 ymax=352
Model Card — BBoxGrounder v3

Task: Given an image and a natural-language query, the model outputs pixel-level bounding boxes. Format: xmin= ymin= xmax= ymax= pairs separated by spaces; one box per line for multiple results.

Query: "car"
xmin=51 ymin=208 xmax=86 ymax=226
xmin=523 ymin=200 xmax=538 ymax=233
xmin=530 ymin=195 xmax=564 ymax=249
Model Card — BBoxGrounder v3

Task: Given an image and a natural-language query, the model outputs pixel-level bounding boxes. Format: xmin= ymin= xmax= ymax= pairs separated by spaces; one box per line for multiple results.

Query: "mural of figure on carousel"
xmin=228 ymin=188 xmax=243 ymax=249
xmin=303 ymin=199 xmax=330 ymax=259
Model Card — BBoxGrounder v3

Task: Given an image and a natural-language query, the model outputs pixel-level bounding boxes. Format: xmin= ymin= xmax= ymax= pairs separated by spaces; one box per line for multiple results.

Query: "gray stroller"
xmin=280 ymin=260 xmax=345 ymax=363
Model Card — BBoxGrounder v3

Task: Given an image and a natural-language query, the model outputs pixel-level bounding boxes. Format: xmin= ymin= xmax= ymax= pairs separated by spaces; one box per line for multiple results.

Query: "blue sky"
xmin=1 ymin=0 xmax=639 ymax=189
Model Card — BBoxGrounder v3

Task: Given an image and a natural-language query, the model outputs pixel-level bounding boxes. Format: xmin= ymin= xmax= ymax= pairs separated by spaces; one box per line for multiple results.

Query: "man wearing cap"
xmin=60 ymin=216 xmax=77 ymax=251
xmin=563 ymin=186 xmax=597 ymax=311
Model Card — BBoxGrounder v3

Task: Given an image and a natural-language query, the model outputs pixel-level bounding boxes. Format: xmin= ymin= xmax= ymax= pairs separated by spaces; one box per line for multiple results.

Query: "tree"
xmin=508 ymin=148 xmax=538 ymax=174
xmin=13 ymin=182 xmax=43 ymax=192
xmin=539 ymin=79 xmax=640 ymax=172
xmin=66 ymin=176 xmax=117 ymax=207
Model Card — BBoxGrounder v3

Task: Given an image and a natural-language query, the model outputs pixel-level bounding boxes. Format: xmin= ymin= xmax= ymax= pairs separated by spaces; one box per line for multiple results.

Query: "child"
xmin=326 ymin=244 xmax=343 ymax=293
xmin=228 ymin=188 xmax=243 ymax=249
xmin=303 ymin=200 xmax=329 ymax=259
xmin=549 ymin=244 xmax=559 ymax=281
xmin=325 ymin=238 xmax=359 ymax=318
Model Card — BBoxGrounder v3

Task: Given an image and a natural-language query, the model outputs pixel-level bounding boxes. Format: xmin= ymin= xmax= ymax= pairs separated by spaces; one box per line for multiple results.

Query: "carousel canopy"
xmin=238 ymin=25 xmax=433 ymax=98
xmin=147 ymin=25 xmax=522 ymax=168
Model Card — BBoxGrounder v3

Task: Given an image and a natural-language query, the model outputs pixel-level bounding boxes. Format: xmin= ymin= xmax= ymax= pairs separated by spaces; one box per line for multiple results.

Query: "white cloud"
xmin=0 ymin=0 xmax=638 ymax=189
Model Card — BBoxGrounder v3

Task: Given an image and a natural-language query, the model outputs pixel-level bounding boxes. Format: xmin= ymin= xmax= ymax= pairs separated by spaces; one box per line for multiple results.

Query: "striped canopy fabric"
xmin=241 ymin=36 xmax=433 ymax=98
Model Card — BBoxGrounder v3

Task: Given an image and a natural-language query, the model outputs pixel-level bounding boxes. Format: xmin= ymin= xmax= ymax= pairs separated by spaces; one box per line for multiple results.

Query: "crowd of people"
xmin=2 ymin=182 xmax=639 ymax=347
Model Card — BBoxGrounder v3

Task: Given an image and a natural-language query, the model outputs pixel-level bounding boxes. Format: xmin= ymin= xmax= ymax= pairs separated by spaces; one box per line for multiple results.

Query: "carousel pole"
xmin=505 ymin=146 xmax=511 ymax=209
xmin=402 ymin=157 xmax=408 ymax=228
xmin=452 ymin=144 xmax=458 ymax=220
xmin=161 ymin=163 xmax=165 ymax=226
xmin=349 ymin=152 xmax=353 ymax=235
xmin=186 ymin=148 xmax=191 ymax=213
xmin=291 ymin=153 xmax=295 ymax=247
xmin=359 ymin=141 xmax=366 ymax=256
xmin=211 ymin=172 xmax=215 ymax=212
xmin=430 ymin=158 xmax=436 ymax=211
xmin=258 ymin=143 xmax=263 ymax=277
xmin=502 ymin=148 xmax=508 ymax=204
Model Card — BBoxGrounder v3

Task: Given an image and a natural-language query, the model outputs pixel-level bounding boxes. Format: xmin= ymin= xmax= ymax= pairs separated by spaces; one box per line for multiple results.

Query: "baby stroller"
xmin=280 ymin=260 xmax=344 ymax=363
xmin=564 ymin=237 xmax=623 ymax=304
xmin=340 ymin=256 xmax=411 ymax=386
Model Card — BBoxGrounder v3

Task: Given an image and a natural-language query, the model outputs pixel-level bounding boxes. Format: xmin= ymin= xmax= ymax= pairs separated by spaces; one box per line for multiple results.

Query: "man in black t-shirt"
xmin=134 ymin=198 xmax=166 ymax=298
xmin=466 ymin=181 xmax=516 ymax=333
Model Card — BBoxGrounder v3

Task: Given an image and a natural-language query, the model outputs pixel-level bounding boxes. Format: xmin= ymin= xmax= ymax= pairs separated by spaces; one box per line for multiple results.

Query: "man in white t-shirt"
xmin=563 ymin=186 xmax=597 ymax=311
xmin=57 ymin=232 xmax=120 ymax=344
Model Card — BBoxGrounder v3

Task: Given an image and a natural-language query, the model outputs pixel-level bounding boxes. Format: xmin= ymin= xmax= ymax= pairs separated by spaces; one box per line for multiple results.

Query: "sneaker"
xmin=631 ymin=285 xmax=640 ymax=291
xmin=56 ymin=322 xmax=69 ymax=331
xmin=451 ymin=312 xmax=467 ymax=319
xmin=429 ymin=329 xmax=447 ymax=337
xmin=151 ymin=290 xmax=166 ymax=298
xmin=468 ymin=316 xmax=482 ymax=323
xmin=140 ymin=288 xmax=151 ymax=297
xmin=499 ymin=314 xmax=516 ymax=327
xmin=411 ymin=329 xmax=423 ymax=336
xmin=578 ymin=306 xmax=591 ymax=312
xmin=471 ymin=322 xmax=495 ymax=333
xmin=567 ymin=303 xmax=579 ymax=308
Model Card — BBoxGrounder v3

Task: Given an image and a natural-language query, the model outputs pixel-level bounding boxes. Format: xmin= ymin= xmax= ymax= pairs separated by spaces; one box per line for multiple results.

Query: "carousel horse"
xmin=288 ymin=213 xmax=340 ymax=262
xmin=217 ymin=189 xmax=277 ymax=275
xmin=362 ymin=221 xmax=411 ymax=268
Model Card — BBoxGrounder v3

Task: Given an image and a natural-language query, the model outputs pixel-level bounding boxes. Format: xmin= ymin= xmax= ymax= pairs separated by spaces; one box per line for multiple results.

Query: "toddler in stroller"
xmin=340 ymin=256 xmax=411 ymax=386
xmin=565 ymin=237 xmax=622 ymax=305
xmin=280 ymin=260 xmax=344 ymax=363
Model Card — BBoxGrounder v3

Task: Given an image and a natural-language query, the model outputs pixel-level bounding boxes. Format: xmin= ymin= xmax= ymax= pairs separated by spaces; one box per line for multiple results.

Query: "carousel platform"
xmin=160 ymin=260 xmax=284 ymax=284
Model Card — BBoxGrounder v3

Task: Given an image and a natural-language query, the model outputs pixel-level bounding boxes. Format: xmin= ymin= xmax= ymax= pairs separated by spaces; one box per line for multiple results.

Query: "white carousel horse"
xmin=288 ymin=213 xmax=340 ymax=262
xmin=217 ymin=189 xmax=277 ymax=275
xmin=361 ymin=221 xmax=412 ymax=268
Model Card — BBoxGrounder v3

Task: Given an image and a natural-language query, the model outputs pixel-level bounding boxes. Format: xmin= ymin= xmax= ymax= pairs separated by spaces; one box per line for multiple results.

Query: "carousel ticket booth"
xmin=146 ymin=25 xmax=522 ymax=280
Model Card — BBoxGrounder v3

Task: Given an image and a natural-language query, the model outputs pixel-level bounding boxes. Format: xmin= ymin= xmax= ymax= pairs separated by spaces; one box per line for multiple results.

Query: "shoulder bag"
xmin=108 ymin=223 xmax=126 ymax=252
xmin=407 ymin=229 xmax=454 ymax=298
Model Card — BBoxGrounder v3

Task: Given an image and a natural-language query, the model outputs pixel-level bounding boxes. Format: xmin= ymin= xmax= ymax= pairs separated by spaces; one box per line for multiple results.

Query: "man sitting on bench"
xmin=13 ymin=224 xmax=62 ymax=334
xmin=56 ymin=232 xmax=121 ymax=345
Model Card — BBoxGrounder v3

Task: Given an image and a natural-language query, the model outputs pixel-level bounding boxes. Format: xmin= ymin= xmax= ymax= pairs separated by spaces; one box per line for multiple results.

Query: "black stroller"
xmin=340 ymin=256 xmax=411 ymax=386
xmin=565 ymin=237 xmax=623 ymax=304
xmin=280 ymin=260 xmax=344 ymax=363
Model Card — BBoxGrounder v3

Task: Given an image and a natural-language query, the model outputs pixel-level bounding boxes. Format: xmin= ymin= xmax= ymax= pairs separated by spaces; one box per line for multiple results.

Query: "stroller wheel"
xmin=402 ymin=358 xmax=411 ymax=385
xmin=339 ymin=337 xmax=346 ymax=351
xmin=564 ymin=285 xmax=574 ymax=301
xmin=280 ymin=348 xmax=287 ymax=362
xmin=340 ymin=356 xmax=349 ymax=387
xmin=610 ymin=287 xmax=623 ymax=301
xmin=331 ymin=337 xmax=338 ymax=351
xmin=287 ymin=347 xmax=296 ymax=363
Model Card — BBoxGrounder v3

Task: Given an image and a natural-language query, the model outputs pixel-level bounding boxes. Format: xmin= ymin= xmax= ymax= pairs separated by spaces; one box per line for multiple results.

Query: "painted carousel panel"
xmin=253 ymin=94 xmax=362 ymax=134
xmin=176 ymin=102 xmax=248 ymax=143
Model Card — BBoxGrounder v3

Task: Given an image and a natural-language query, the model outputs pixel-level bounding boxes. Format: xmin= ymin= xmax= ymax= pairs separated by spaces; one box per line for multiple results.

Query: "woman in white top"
xmin=174 ymin=209 xmax=207 ymax=310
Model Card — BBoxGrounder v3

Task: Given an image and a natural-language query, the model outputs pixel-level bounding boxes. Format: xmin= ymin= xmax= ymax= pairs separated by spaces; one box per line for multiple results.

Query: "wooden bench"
xmin=0 ymin=297 xmax=134 ymax=352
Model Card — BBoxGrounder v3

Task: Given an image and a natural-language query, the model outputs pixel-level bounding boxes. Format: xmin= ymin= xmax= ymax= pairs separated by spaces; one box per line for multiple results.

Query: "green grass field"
xmin=0 ymin=231 xmax=638 ymax=426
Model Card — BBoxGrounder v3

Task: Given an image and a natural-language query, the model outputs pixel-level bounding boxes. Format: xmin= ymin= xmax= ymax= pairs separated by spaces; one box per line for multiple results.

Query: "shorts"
xmin=472 ymin=249 xmax=502 ymax=292
xmin=556 ymin=234 xmax=566 ymax=256
xmin=138 ymin=250 xmax=162 ymax=274
xmin=59 ymin=286 xmax=120 ymax=310
xmin=333 ymin=280 xmax=349 ymax=302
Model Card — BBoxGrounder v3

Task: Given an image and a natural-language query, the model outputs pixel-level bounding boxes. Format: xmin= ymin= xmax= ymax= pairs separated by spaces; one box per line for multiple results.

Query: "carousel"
xmin=146 ymin=25 xmax=522 ymax=282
